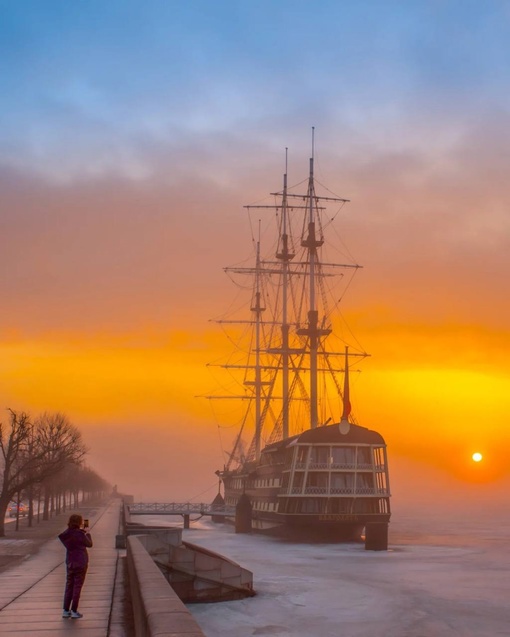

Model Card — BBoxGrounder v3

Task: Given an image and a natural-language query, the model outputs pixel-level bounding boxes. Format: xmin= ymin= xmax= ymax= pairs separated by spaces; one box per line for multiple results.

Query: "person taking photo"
xmin=58 ymin=513 xmax=93 ymax=619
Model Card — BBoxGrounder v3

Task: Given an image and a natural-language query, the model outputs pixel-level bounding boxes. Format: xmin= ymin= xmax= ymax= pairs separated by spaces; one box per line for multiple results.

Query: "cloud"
xmin=1 ymin=101 xmax=510 ymax=339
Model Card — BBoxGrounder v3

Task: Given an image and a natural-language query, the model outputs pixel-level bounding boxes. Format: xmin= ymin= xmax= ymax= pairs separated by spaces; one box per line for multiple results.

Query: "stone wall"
xmin=126 ymin=535 xmax=205 ymax=637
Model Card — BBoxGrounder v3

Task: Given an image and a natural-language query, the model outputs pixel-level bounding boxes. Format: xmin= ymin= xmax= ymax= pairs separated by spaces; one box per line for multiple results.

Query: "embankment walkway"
xmin=0 ymin=500 xmax=125 ymax=637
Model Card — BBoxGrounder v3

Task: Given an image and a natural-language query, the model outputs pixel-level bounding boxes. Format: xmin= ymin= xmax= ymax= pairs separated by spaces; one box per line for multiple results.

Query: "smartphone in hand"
xmin=83 ymin=519 xmax=89 ymax=529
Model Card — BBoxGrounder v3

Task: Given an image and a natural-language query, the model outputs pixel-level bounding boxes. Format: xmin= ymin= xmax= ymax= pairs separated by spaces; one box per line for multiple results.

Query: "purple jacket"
xmin=58 ymin=527 xmax=93 ymax=569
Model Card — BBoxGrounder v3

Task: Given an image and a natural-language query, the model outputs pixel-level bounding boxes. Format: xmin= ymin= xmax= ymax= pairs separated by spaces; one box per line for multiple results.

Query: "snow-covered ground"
xmin=145 ymin=508 xmax=510 ymax=637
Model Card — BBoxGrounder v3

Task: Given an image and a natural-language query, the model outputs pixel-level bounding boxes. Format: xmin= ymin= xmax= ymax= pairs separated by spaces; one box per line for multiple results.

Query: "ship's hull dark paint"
xmin=252 ymin=516 xmax=365 ymax=542
xmin=221 ymin=507 xmax=391 ymax=542
xmin=220 ymin=503 xmax=391 ymax=540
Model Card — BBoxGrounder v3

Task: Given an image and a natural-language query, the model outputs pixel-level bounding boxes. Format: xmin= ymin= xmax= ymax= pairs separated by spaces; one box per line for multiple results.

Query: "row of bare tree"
xmin=0 ymin=409 xmax=109 ymax=537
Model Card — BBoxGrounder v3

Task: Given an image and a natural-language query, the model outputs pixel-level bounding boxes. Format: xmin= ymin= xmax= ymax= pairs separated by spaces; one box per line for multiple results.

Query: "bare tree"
xmin=76 ymin=465 xmax=111 ymax=502
xmin=35 ymin=412 xmax=87 ymax=521
xmin=0 ymin=410 xmax=34 ymax=537
xmin=0 ymin=410 xmax=87 ymax=537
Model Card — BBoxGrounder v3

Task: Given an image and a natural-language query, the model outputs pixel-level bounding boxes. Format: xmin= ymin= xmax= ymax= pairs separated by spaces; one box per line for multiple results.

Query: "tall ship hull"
xmin=221 ymin=423 xmax=390 ymax=543
xmin=209 ymin=132 xmax=391 ymax=547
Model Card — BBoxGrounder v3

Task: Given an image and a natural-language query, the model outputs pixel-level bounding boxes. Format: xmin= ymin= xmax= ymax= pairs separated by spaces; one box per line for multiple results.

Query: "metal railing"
xmin=288 ymin=487 xmax=388 ymax=496
xmin=128 ymin=502 xmax=236 ymax=516
xmin=294 ymin=462 xmax=386 ymax=471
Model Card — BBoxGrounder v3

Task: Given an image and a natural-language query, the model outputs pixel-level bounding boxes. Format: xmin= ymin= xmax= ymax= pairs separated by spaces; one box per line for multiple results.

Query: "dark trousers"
xmin=63 ymin=565 xmax=88 ymax=611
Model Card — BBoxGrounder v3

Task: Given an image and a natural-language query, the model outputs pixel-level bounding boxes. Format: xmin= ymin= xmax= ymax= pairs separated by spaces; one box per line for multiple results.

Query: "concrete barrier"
xmin=127 ymin=535 xmax=205 ymax=637
xmin=137 ymin=530 xmax=254 ymax=602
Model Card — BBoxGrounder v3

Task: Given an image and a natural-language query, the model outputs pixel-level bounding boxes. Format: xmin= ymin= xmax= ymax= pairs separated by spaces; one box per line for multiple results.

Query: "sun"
xmin=472 ymin=452 xmax=483 ymax=462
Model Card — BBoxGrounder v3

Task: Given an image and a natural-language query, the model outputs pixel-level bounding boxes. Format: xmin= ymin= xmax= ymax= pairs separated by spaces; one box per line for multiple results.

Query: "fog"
xmin=84 ymin=418 xmax=509 ymax=527
xmin=84 ymin=420 xmax=223 ymax=502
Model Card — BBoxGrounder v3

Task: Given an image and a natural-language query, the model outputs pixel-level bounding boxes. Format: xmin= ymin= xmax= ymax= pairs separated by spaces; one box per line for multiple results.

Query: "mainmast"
xmin=297 ymin=128 xmax=331 ymax=428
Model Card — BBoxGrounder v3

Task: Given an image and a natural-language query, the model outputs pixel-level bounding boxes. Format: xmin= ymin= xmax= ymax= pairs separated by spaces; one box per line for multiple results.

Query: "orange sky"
xmin=1 ymin=145 xmax=509 ymax=501
xmin=0 ymin=290 xmax=508 ymax=499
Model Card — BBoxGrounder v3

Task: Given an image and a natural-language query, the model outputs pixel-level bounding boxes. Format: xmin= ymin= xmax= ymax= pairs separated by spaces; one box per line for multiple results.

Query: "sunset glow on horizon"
xmin=1 ymin=2 xmax=510 ymax=501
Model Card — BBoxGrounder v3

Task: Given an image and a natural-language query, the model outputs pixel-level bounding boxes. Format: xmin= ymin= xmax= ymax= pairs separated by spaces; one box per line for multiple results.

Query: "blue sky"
xmin=3 ymin=1 xmax=510 ymax=182
xmin=1 ymin=1 xmax=510 ymax=330
xmin=1 ymin=0 xmax=510 ymax=334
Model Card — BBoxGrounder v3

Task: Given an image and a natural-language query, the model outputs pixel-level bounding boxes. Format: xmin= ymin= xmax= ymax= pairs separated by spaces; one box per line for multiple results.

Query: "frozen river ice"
xmin=145 ymin=506 xmax=510 ymax=637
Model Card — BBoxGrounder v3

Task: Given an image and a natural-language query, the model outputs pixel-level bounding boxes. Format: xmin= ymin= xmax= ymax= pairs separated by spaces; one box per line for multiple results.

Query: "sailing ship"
xmin=210 ymin=132 xmax=391 ymax=548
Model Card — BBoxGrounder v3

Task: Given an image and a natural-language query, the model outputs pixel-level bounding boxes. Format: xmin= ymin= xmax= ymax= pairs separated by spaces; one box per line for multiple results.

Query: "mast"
xmin=297 ymin=128 xmax=328 ymax=429
xmin=339 ymin=346 xmax=352 ymax=434
xmin=276 ymin=149 xmax=293 ymax=440
xmin=341 ymin=346 xmax=351 ymax=421
xmin=212 ymin=234 xmax=269 ymax=464
xmin=308 ymin=131 xmax=319 ymax=429
xmin=252 ymin=238 xmax=264 ymax=460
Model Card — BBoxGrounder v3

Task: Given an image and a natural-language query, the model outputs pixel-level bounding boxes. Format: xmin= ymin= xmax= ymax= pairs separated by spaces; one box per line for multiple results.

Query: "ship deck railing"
xmin=295 ymin=462 xmax=386 ymax=471
xmin=288 ymin=487 xmax=389 ymax=496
